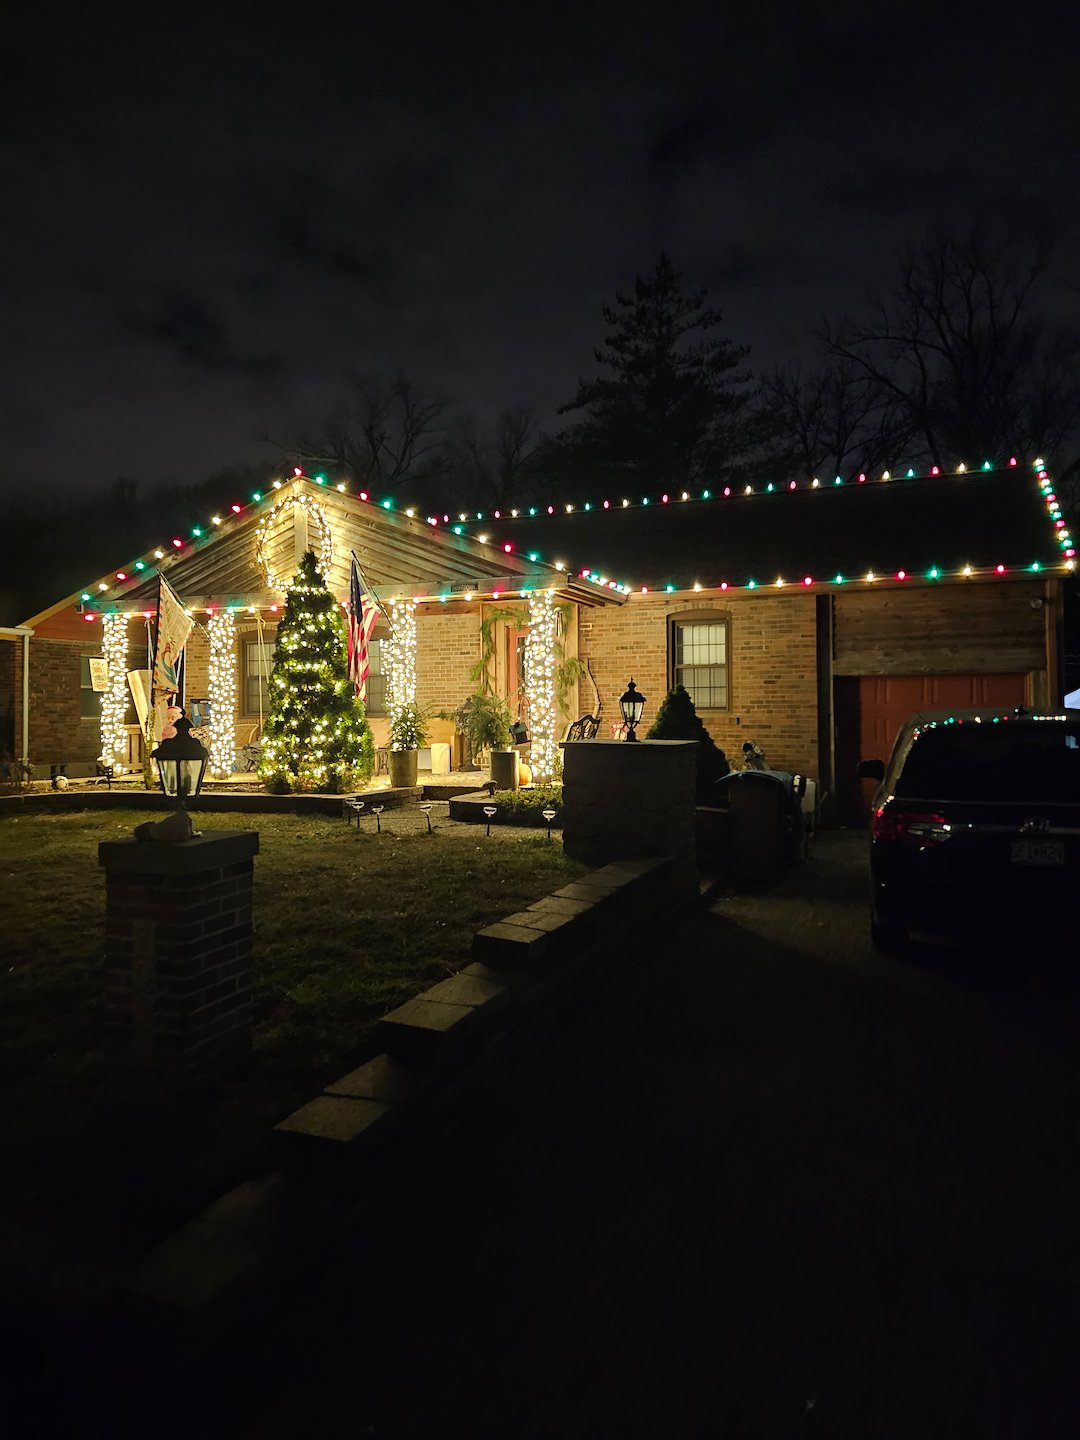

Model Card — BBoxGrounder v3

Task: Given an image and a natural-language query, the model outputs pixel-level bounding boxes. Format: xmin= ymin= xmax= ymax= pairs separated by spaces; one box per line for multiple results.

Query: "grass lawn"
xmin=0 ymin=806 xmax=585 ymax=1277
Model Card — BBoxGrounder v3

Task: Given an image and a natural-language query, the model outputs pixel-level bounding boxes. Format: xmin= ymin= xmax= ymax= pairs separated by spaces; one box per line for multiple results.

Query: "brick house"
xmin=447 ymin=458 xmax=1073 ymax=823
xmin=1 ymin=474 xmax=616 ymax=783
xmin=2 ymin=460 xmax=1073 ymax=823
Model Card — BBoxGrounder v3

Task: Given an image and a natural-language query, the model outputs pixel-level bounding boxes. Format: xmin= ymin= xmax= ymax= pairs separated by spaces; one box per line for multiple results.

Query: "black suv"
xmin=857 ymin=707 xmax=1080 ymax=951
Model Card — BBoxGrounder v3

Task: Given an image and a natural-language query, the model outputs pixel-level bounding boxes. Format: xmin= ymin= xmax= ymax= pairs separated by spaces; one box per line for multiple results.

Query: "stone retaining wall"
xmin=121 ymin=851 xmax=692 ymax=1342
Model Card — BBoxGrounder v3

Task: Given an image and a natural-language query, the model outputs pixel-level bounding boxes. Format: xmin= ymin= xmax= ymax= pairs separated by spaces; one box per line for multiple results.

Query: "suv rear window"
xmin=896 ymin=724 xmax=1080 ymax=803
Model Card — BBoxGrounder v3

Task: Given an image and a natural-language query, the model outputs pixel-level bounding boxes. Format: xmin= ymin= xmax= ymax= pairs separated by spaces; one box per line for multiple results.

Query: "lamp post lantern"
xmin=151 ymin=713 xmax=209 ymax=809
xmin=619 ymin=678 xmax=646 ymax=741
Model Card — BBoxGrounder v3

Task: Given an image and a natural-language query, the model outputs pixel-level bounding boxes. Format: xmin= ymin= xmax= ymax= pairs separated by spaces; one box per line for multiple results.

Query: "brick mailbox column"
xmin=98 ymin=830 xmax=260 ymax=1088
xmin=560 ymin=739 xmax=698 ymax=902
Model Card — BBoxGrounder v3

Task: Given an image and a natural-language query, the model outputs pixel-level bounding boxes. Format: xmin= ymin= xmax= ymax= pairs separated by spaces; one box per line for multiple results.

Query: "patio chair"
xmin=562 ymin=659 xmax=604 ymax=743
xmin=562 ymin=713 xmax=602 ymax=742
xmin=239 ymin=722 xmax=262 ymax=773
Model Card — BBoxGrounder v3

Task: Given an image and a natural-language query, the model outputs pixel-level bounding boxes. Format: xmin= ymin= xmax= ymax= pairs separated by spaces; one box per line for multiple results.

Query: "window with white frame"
xmin=365 ymin=632 xmax=387 ymax=715
xmin=243 ymin=638 xmax=274 ymax=716
xmin=670 ymin=613 xmax=729 ymax=709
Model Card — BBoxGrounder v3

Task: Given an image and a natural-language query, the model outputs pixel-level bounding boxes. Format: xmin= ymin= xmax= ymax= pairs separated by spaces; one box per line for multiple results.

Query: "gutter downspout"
xmin=0 ymin=625 xmax=34 ymax=767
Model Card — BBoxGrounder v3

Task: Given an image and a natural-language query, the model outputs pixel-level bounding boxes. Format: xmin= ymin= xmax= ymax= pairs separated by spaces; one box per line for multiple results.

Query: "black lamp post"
xmin=619 ymin=678 xmax=646 ymax=741
xmin=152 ymin=714 xmax=209 ymax=809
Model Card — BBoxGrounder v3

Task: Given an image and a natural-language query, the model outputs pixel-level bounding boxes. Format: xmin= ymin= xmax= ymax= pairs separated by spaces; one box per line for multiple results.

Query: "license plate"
xmin=1011 ymin=840 xmax=1065 ymax=866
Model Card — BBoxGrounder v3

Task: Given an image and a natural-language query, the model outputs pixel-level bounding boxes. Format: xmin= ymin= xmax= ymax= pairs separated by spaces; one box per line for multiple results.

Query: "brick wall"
xmin=579 ymin=593 xmax=820 ymax=776
xmin=0 ymin=638 xmax=17 ymax=759
xmin=416 ymin=611 xmax=480 ymax=708
xmin=184 ymin=626 xmax=211 ymax=703
xmin=562 ymin=739 xmax=699 ymax=901
xmin=27 ymin=636 xmax=104 ymax=768
xmin=100 ymin=832 xmax=259 ymax=1087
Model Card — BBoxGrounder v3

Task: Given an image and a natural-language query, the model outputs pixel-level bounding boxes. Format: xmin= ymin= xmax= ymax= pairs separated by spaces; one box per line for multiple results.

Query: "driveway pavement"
xmin=21 ymin=831 xmax=1080 ymax=1437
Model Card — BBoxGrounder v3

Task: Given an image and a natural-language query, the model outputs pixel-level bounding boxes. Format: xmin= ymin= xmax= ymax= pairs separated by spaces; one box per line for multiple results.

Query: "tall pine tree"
xmin=554 ymin=252 xmax=757 ymax=488
xmin=258 ymin=551 xmax=374 ymax=792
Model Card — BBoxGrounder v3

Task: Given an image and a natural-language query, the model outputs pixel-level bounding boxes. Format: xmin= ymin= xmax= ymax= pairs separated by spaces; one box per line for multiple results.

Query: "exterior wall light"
xmin=619 ymin=678 xmax=646 ymax=741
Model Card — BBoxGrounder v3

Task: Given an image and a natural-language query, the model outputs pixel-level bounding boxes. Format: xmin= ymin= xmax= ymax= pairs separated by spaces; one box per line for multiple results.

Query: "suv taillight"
xmin=872 ymin=806 xmax=952 ymax=845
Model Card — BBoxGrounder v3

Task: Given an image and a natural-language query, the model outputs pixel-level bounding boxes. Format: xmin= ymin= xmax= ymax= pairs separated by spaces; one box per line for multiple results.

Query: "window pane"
xmin=245 ymin=641 xmax=273 ymax=678
xmin=80 ymin=656 xmax=99 ymax=718
xmin=243 ymin=637 xmax=276 ymax=715
xmin=673 ymin=620 xmax=728 ymax=709
xmin=366 ymin=672 xmax=387 ymax=715
xmin=678 ymin=623 xmax=725 ymax=666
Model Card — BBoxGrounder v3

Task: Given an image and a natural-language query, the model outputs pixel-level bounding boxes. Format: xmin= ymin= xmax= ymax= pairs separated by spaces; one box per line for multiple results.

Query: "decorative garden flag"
xmin=151 ymin=575 xmax=193 ymax=703
xmin=347 ymin=557 xmax=379 ymax=704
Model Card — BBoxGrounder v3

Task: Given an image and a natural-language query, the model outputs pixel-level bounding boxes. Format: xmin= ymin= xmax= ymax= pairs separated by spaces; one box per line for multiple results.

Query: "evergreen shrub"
xmin=488 ymin=783 xmax=563 ymax=826
xmin=644 ymin=685 xmax=730 ymax=801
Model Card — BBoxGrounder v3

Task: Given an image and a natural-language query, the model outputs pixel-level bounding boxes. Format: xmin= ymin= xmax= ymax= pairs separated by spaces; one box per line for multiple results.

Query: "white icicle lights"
xmin=525 ymin=589 xmax=559 ymax=783
xmin=385 ymin=598 xmax=417 ymax=739
xmin=99 ymin=613 xmax=130 ymax=773
xmin=207 ymin=609 xmax=238 ymax=777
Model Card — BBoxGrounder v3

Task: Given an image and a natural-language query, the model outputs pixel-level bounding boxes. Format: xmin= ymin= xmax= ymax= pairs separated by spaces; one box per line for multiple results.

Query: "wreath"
xmin=255 ymin=493 xmax=334 ymax=592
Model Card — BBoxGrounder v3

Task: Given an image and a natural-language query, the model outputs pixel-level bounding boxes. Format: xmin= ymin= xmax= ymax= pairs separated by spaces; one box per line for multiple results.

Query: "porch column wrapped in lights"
xmin=525 ymin=588 xmax=559 ymax=783
xmin=206 ymin=609 xmax=238 ymax=777
xmin=99 ymin=612 xmax=130 ymax=773
xmin=385 ymin=598 xmax=417 ymax=736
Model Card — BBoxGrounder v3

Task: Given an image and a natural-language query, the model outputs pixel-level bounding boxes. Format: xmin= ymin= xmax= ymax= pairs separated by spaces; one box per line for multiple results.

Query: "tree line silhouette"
xmin=3 ymin=224 xmax=1078 ymax=626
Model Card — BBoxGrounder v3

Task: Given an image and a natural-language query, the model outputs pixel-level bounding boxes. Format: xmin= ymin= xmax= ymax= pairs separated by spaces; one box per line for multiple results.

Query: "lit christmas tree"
xmin=259 ymin=551 xmax=375 ymax=792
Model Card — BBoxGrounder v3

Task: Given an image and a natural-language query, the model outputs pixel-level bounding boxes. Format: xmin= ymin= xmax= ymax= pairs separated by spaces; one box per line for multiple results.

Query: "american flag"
xmin=347 ymin=557 xmax=379 ymax=704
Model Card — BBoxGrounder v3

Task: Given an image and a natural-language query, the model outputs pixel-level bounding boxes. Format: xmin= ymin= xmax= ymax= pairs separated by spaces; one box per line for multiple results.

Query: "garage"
xmin=834 ymin=671 xmax=1030 ymax=824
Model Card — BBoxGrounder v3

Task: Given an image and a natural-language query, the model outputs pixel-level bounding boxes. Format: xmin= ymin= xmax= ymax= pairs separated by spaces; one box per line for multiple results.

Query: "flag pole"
xmin=351 ymin=551 xmax=393 ymax=628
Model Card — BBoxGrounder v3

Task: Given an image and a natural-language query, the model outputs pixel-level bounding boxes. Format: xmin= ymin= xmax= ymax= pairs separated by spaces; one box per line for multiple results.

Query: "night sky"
xmin=4 ymin=2 xmax=1079 ymax=502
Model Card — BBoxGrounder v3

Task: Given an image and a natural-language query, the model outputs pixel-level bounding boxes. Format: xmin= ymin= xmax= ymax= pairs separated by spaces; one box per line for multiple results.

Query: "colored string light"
xmin=71 ymin=458 xmax=1066 ymax=619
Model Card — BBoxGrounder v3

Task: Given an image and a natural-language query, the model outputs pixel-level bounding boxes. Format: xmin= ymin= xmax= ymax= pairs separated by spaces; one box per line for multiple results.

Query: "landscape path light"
xmin=542 ymin=806 xmax=557 ymax=841
xmin=619 ymin=678 xmax=646 ymax=741
xmin=419 ymin=801 xmax=434 ymax=833
xmin=371 ymin=804 xmax=385 ymax=833
xmin=483 ymin=804 xmax=498 ymax=837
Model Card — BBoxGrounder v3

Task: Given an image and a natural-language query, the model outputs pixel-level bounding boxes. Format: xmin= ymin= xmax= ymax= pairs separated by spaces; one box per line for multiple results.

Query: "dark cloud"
xmin=818 ymin=158 xmax=976 ymax=219
xmin=2 ymin=2 xmax=1079 ymax=498
xmin=124 ymin=291 xmax=283 ymax=376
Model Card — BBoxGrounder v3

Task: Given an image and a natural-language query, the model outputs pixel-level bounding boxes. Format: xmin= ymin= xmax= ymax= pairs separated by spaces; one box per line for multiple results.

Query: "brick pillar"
xmin=99 ymin=830 xmax=260 ymax=1088
xmin=560 ymin=740 xmax=698 ymax=901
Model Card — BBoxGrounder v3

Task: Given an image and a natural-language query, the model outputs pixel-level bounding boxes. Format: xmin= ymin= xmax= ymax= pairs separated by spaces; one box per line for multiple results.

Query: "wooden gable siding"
xmin=832 ymin=579 xmax=1048 ymax=678
xmin=101 ymin=483 xmax=560 ymax=615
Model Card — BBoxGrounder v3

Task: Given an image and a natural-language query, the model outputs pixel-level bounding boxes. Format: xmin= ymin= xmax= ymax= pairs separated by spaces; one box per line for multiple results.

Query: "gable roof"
xmin=439 ymin=460 xmax=1073 ymax=594
xmin=23 ymin=475 xmax=622 ymax=628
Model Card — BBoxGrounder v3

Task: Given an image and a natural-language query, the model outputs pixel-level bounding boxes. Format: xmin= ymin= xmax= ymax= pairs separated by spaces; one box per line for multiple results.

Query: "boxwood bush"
xmin=488 ymin=784 xmax=563 ymax=826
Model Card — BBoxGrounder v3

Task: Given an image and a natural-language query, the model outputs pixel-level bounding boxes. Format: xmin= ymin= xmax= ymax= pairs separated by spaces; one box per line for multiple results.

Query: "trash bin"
xmin=727 ymin=770 xmax=791 ymax=882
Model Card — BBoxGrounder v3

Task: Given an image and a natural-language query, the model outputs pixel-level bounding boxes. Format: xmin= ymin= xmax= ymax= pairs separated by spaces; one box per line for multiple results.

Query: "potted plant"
xmin=387 ymin=701 xmax=430 ymax=788
xmin=457 ymin=689 xmax=517 ymax=788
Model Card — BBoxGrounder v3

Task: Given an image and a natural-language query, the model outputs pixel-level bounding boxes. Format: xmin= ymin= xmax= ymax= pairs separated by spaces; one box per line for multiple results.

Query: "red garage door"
xmin=835 ymin=672 xmax=1029 ymax=825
